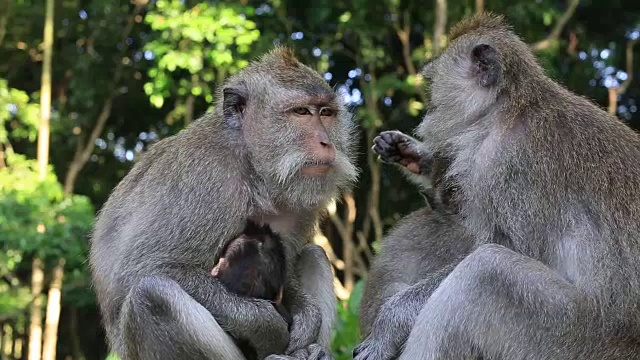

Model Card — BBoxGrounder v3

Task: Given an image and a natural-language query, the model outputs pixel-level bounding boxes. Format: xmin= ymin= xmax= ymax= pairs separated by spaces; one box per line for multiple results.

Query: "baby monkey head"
xmin=212 ymin=220 xmax=287 ymax=303
xmin=217 ymin=46 xmax=359 ymax=210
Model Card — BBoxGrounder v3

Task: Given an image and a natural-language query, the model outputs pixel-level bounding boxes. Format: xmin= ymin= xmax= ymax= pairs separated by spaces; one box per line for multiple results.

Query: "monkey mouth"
xmin=301 ymin=159 xmax=334 ymax=175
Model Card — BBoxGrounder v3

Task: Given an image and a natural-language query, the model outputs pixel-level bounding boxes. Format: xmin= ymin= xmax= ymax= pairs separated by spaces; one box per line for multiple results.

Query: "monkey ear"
xmin=222 ymin=82 xmax=249 ymax=129
xmin=471 ymin=44 xmax=500 ymax=87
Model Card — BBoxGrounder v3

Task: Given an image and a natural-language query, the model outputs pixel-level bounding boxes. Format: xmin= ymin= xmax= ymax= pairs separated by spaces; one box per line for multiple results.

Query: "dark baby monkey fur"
xmin=89 ymin=46 xmax=358 ymax=360
xmin=357 ymin=12 xmax=640 ymax=360
xmin=212 ymin=220 xmax=291 ymax=324
xmin=212 ymin=221 xmax=292 ymax=359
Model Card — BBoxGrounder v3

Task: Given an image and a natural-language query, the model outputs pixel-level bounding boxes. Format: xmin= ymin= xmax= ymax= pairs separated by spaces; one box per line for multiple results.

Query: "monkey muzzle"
xmin=301 ymin=159 xmax=334 ymax=176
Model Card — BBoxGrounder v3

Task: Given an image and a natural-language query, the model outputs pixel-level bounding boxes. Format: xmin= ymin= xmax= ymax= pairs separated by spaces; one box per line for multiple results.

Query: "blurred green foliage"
xmin=144 ymin=0 xmax=260 ymax=111
xmin=0 ymin=79 xmax=94 ymax=329
xmin=332 ymin=280 xmax=365 ymax=360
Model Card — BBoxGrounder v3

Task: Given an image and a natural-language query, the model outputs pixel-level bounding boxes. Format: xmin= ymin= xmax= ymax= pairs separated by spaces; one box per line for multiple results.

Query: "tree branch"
xmin=531 ymin=0 xmax=580 ymax=51
xmin=63 ymin=4 xmax=145 ymax=194
xmin=617 ymin=38 xmax=638 ymax=95
xmin=608 ymin=38 xmax=638 ymax=114
xmin=392 ymin=10 xmax=427 ymax=102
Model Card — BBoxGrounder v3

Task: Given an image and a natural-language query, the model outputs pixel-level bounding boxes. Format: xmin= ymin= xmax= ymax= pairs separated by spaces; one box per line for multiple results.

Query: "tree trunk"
xmin=184 ymin=94 xmax=195 ymax=125
xmin=14 ymin=322 xmax=24 ymax=360
xmin=1 ymin=322 xmax=5 ymax=358
xmin=0 ymin=0 xmax=11 ymax=48
xmin=41 ymin=259 xmax=64 ymax=360
xmin=27 ymin=258 xmax=43 ymax=360
xmin=69 ymin=308 xmax=85 ymax=360
xmin=433 ymin=0 xmax=447 ymax=56
xmin=35 ymin=0 xmax=58 ymax=359
xmin=475 ymin=0 xmax=484 ymax=13
xmin=36 ymin=0 xmax=53 ymax=179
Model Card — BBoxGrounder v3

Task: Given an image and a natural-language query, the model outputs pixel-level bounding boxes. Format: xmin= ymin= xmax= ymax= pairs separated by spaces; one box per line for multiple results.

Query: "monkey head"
xmin=212 ymin=221 xmax=287 ymax=303
xmin=417 ymin=12 xmax=545 ymax=150
xmin=215 ymin=46 xmax=359 ymax=210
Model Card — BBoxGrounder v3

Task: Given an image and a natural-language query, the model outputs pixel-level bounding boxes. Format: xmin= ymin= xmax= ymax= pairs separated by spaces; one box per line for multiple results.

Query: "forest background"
xmin=1 ymin=0 xmax=639 ymax=359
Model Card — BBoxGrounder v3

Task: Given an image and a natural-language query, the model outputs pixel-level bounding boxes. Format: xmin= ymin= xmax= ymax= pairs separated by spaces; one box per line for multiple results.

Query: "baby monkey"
xmin=212 ymin=220 xmax=291 ymax=322
xmin=212 ymin=220 xmax=292 ymax=359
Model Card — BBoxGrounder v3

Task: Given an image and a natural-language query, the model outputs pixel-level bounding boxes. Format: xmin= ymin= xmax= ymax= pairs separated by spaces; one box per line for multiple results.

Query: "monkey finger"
xmin=305 ymin=344 xmax=330 ymax=360
xmin=352 ymin=340 xmax=393 ymax=360
xmin=384 ymin=130 xmax=410 ymax=145
xmin=373 ymin=144 xmax=403 ymax=163
xmin=372 ymin=136 xmax=393 ymax=152
xmin=380 ymin=131 xmax=397 ymax=145
xmin=373 ymin=149 xmax=398 ymax=164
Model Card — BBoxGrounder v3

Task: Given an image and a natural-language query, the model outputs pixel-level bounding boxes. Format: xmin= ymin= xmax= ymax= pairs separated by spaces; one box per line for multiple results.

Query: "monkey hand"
xmin=245 ymin=299 xmax=291 ymax=359
xmin=266 ymin=343 xmax=332 ymax=360
xmin=352 ymin=336 xmax=397 ymax=360
xmin=372 ymin=130 xmax=428 ymax=174
xmin=285 ymin=301 xmax=322 ymax=354
xmin=352 ymin=298 xmax=410 ymax=360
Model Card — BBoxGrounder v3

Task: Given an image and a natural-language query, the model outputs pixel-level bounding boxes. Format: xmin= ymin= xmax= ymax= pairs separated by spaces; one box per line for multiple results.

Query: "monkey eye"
xmin=292 ymin=107 xmax=312 ymax=116
xmin=319 ymin=107 xmax=335 ymax=117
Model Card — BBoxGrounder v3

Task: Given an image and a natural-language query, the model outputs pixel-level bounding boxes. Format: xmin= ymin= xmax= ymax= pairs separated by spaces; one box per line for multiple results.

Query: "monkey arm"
xmin=157 ymin=265 xmax=290 ymax=358
xmin=353 ymin=262 xmax=458 ymax=360
xmin=282 ymin=281 xmax=320 ymax=353
xmin=398 ymin=244 xmax=637 ymax=360
xmin=281 ymin=244 xmax=335 ymax=356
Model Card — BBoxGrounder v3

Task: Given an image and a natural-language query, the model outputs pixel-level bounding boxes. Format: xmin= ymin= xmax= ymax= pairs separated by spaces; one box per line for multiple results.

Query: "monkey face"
xmin=220 ymin=48 xmax=359 ymax=209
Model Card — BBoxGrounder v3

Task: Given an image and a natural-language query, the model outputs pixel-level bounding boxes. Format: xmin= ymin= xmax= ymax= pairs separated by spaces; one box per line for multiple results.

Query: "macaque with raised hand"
xmin=356 ymin=12 xmax=640 ymax=360
xmin=89 ymin=46 xmax=358 ymax=360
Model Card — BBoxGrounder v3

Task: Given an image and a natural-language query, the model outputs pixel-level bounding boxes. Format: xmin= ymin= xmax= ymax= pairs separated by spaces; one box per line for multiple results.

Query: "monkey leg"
xmin=399 ymin=244 xmax=640 ymax=360
xmin=352 ymin=262 xmax=458 ymax=360
xmin=120 ymin=275 xmax=247 ymax=360
xmin=295 ymin=244 xmax=337 ymax=348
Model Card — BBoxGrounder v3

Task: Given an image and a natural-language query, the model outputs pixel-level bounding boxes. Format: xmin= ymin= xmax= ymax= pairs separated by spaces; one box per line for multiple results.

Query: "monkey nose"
xmin=313 ymin=132 xmax=335 ymax=162
xmin=317 ymin=141 xmax=335 ymax=162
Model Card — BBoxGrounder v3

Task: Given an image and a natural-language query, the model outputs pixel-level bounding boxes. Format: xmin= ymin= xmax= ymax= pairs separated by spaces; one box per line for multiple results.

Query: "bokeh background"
xmin=1 ymin=0 xmax=639 ymax=359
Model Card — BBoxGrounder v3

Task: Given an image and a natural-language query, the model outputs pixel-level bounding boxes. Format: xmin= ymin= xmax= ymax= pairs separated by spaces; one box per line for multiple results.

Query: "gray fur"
xmin=355 ymin=207 xmax=474 ymax=360
xmin=89 ymin=47 xmax=358 ymax=360
xmin=360 ymin=12 xmax=640 ymax=360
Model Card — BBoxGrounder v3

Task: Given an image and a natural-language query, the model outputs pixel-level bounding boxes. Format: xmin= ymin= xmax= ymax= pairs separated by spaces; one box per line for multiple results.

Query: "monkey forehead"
xmin=276 ymin=88 xmax=339 ymax=107
xmin=267 ymin=73 xmax=335 ymax=103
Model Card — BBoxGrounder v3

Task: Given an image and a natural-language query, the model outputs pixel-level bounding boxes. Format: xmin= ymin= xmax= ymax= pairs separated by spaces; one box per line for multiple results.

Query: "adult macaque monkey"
xmin=89 ymin=46 xmax=358 ymax=360
xmin=357 ymin=12 xmax=640 ymax=360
